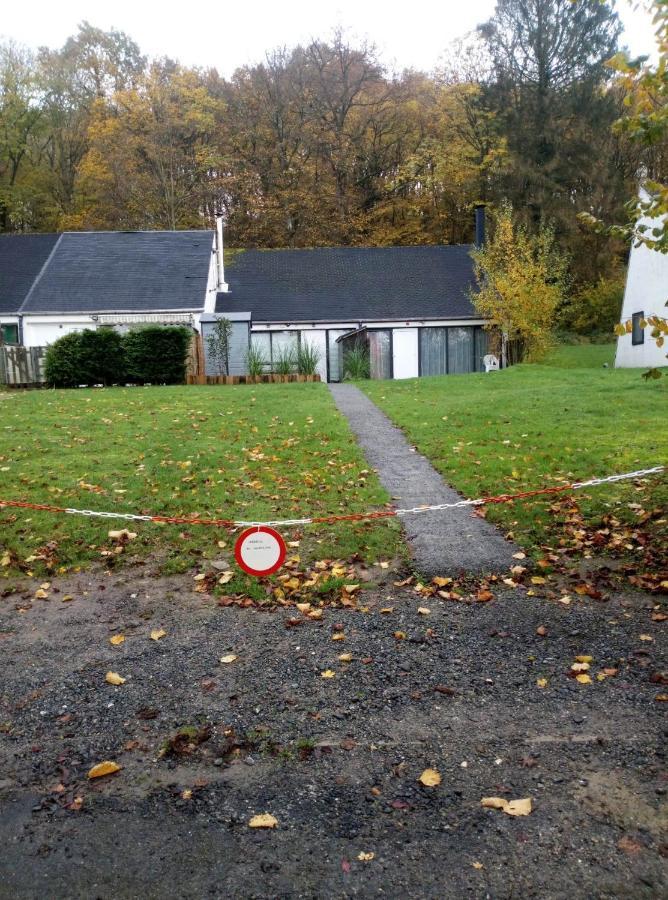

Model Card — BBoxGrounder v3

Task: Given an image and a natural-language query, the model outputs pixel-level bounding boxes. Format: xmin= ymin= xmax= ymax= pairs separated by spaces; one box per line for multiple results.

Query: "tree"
xmin=471 ymin=201 xmax=569 ymax=360
xmin=206 ymin=318 xmax=233 ymax=375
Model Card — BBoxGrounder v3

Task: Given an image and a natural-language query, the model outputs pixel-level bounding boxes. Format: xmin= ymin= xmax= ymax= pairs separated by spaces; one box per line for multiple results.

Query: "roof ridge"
xmin=17 ymin=234 xmax=65 ymax=315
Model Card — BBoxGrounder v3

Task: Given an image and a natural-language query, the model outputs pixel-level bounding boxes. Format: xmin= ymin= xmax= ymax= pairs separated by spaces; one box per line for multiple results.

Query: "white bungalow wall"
xmin=616 ymin=209 xmax=668 ymax=369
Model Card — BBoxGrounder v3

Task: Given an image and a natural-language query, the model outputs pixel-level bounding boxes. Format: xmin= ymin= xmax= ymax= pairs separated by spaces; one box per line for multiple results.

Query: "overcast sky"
xmin=0 ymin=0 xmax=658 ymax=75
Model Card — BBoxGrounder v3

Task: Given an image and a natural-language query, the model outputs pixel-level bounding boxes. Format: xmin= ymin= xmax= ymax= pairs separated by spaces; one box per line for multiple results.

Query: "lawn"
xmin=360 ymin=345 xmax=667 ymax=559
xmin=0 ymin=383 xmax=402 ymax=582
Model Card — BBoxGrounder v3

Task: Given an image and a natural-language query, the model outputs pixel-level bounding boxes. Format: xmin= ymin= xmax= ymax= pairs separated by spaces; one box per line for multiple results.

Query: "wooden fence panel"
xmin=0 ymin=346 xmax=47 ymax=387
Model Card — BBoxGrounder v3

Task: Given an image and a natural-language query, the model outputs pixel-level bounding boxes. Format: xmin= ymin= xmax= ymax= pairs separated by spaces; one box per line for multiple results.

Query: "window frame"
xmin=631 ymin=311 xmax=645 ymax=346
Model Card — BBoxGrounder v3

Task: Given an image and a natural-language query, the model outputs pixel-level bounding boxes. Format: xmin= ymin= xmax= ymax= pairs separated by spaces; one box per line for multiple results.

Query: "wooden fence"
xmin=186 ymin=333 xmax=205 ymax=380
xmin=0 ymin=345 xmax=47 ymax=387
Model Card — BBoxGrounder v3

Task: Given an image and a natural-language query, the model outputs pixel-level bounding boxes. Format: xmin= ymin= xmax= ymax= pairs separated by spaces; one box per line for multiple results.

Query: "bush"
xmin=273 ymin=345 xmax=296 ymax=375
xmin=245 ymin=341 xmax=266 ymax=377
xmin=296 ymin=340 xmax=321 ymax=376
xmin=343 ymin=346 xmax=370 ymax=380
xmin=123 ymin=326 xmax=192 ymax=384
xmin=44 ymin=328 xmax=125 ymax=387
xmin=559 ymin=274 xmax=625 ymax=337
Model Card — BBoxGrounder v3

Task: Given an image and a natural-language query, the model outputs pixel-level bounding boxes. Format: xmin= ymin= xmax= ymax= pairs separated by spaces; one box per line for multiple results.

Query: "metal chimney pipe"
xmin=474 ymin=204 xmax=486 ymax=248
xmin=215 ymin=214 xmax=228 ymax=292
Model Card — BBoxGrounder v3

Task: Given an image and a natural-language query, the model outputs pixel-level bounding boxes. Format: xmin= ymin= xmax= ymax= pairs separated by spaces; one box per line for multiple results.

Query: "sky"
xmin=0 ymin=0 xmax=658 ymax=74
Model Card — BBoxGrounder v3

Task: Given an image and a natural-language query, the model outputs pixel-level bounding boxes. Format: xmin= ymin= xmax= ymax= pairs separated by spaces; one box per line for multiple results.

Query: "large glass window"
xmin=327 ymin=330 xmax=351 ymax=382
xmin=250 ymin=331 xmax=299 ymax=370
xmin=447 ymin=326 xmax=474 ymax=374
xmin=368 ymin=330 xmax=392 ymax=379
xmin=632 ymin=311 xmax=645 ymax=346
xmin=420 ymin=328 xmax=447 ymax=376
xmin=474 ymin=327 xmax=489 ymax=372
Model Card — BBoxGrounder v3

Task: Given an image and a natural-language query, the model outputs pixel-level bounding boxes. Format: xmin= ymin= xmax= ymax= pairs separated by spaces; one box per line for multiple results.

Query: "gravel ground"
xmin=0 ymin=565 xmax=666 ymax=899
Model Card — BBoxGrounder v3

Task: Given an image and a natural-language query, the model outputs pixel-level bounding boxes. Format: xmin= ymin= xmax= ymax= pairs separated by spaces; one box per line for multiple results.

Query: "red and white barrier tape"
xmin=0 ymin=466 xmax=663 ymax=529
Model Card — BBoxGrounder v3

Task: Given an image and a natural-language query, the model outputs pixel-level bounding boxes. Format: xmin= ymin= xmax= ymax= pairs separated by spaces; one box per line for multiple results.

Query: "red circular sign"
xmin=234 ymin=526 xmax=287 ymax=576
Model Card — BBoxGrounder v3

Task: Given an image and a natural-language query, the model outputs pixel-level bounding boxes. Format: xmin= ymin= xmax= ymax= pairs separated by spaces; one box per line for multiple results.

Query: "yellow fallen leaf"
xmin=344 ymin=584 xmax=360 ymax=594
xmin=536 ymin=678 xmax=548 ymax=688
xmin=88 ymin=761 xmax=121 ymax=779
xmin=0 ymin=553 xmax=11 ymax=567
xmin=433 ymin=576 xmax=452 ymax=587
xmin=357 ymin=852 xmax=375 ymax=861
xmin=505 ymin=798 xmax=532 ymax=816
xmin=639 ymin=634 xmax=654 ymax=642
xmin=295 ymin=602 xmax=311 ymax=613
xmin=61 ymin=594 xmax=74 ymax=602
xmin=193 ymin=573 xmax=207 ymax=581
xmin=596 ymin=672 xmax=607 ymax=681
xmin=181 ymin=789 xmax=193 ymax=800
xmin=531 ymin=576 xmax=547 ymax=585
xmin=575 ymin=655 xmax=593 ymax=663
xmin=394 ymin=631 xmax=406 ymax=640
xmin=332 ymin=633 xmax=345 ymax=641
xmin=419 ymin=768 xmax=441 ymax=787
xmin=481 ymin=796 xmax=507 ymax=810
xmin=512 ymin=552 xmax=526 ymax=560
xmin=220 ymin=654 xmax=237 ymax=664
xmin=321 ymin=670 xmax=336 ymax=679
xmin=307 ymin=609 xmax=323 ymax=620
xmin=571 ymin=662 xmax=590 ymax=672
xmin=380 ymin=607 xmax=394 ymax=614
xmin=218 ymin=571 xmax=234 ymax=585
xmin=472 ymin=861 xmax=484 ymax=870
xmin=248 ymin=813 xmax=278 ymax=829
xmin=576 ymin=674 xmax=592 ymax=684
xmin=109 ymin=634 xmax=125 ymax=646
xmin=338 ymin=653 xmax=353 ymax=662
xmin=108 ymin=529 xmax=137 ymax=541
xmin=105 ymin=671 xmax=126 ymax=685
xmin=150 ymin=629 xmax=166 ymax=641
xmin=34 ymin=589 xmax=49 ymax=600
xmin=417 ymin=607 xmax=431 ymax=615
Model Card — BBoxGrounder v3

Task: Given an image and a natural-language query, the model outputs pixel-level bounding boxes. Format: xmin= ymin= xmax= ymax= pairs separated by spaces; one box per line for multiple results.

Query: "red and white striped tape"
xmin=0 ymin=466 xmax=663 ymax=529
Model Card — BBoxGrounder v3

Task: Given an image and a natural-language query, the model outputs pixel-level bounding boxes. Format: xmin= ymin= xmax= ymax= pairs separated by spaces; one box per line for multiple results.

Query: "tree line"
xmin=0 ymin=0 xmax=665 ymax=285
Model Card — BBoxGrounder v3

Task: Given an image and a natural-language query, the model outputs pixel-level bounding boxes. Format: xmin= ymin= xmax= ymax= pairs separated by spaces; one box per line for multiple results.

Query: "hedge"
xmin=44 ymin=326 xmax=192 ymax=388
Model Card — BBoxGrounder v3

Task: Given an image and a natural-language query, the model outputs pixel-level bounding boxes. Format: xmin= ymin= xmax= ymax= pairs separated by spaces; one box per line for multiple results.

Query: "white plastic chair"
xmin=483 ymin=354 xmax=500 ymax=373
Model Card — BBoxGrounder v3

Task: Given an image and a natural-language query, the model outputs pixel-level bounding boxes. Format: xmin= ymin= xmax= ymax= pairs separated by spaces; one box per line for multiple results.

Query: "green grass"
xmin=360 ymin=345 xmax=667 ymax=555
xmin=543 ymin=343 xmax=616 ymax=369
xmin=0 ymin=383 xmax=402 ymax=577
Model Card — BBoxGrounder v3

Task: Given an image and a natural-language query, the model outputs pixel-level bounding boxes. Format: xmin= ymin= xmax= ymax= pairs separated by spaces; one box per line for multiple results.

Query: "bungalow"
xmin=615 ymin=200 xmax=668 ymax=370
xmin=1 ymin=210 xmax=491 ymax=381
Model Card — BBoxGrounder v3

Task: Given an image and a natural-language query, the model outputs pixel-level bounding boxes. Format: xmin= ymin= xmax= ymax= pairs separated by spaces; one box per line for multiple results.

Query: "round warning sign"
xmin=234 ymin=526 xmax=287 ymax=577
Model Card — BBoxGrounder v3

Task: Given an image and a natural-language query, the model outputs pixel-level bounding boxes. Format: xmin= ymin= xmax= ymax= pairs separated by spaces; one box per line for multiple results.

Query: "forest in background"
xmin=1 ymin=0 xmax=666 ymax=290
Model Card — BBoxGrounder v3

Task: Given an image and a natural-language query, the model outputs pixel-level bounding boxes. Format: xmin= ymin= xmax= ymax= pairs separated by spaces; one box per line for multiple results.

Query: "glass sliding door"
xmin=368 ymin=330 xmax=392 ymax=379
xmin=327 ymin=330 xmax=351 ymax=382
xmin=447 ymin=326 xmax=474 ymax=374
xmin=419 ymin=328 xmax=447 ymax=376
xmin=474 ymin=327 xmax=488 ymax=372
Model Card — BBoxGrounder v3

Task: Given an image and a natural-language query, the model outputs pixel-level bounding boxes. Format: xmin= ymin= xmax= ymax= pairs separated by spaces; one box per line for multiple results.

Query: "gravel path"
xmin=0 ymin=568 xmax=665 ymax=898
xmin=329 ymin=383 xmax=517 ymax=575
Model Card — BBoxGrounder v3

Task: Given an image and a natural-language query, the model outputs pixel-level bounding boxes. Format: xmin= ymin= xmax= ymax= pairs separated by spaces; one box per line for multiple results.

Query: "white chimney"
xmin=215 ymin=214 xmax=228 ymax=292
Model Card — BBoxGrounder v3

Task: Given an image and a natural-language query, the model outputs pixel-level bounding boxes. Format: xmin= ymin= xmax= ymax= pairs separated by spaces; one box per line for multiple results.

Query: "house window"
xmin=1 ymin=324 xmax=19 ymax=344
xmin=632 ymin=312 xmax=645 ymax=346
xmin=250 ymin=330 xmax=299 ymax=370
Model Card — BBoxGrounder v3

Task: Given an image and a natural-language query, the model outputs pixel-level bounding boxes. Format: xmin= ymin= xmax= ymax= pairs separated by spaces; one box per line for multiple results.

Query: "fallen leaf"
xmin=472 ymin=861 xmax=484 ymax=870
xmin=108 ymin=529 xmax=137 ymax=541
xmin=338 ymin=653 xmax=352 ymax=662
xmin=181 ymin=789 xmax=193 ymax=800
xmin=34 ymin=589 xmax=49 ymax=600
xmin=248 ymin=813 xmax=278 ymax=829
xmin=105 ymin=671 xmax=126 ymax=685
xmin=571 ymin=662 xmax=590 ymax=673
xmin=220 ymin=654 xmax=237 ymax=664
xmin=88 ymin=761 xmax=121 ymax=779
xmin=576 ymin=674 xmax=592 ymax=684
xmin=536 ymin=626 xmax=548 ymax=637
xmin=357 ymin=852 xmax=374 ymax=861
xmin=150 ymin=629 xmax=166 ymax=641
xmin=512 ymin=552 xmax=526 ymax=560
xmin=639 ymin=634 xmax=654 ymax=642
xmin=109 ymin=634 xmax=125 ymax=646
xmin=418 ymin=768 xmax=441 ymax=787
xmin=61 ymin=594 xmax=74 ymax=602
xmin=321 ymin=670 xmax=336 ymax=679
xmin=536 ymin=678 xmax=548 ymax=688
xmin=417 ymin=607 xmax=431 ymax=615
xmin=332 ymin=632 xmax=345 ymax=641
xmin=481 ymin=796 xmax=532 ymax=816
xmin=380 ymin=607 xmax=394 ymax=614
xmin=343 ymin=584 xmax=359 ymax=594
xmin=617 ymin=835 xmax=643 ymax=854
xmin=481 ymin=796 xmax=507 ymax=810
xmin=218 ymin=571 xmax=234 ymax=585
xmin=575 ymin=655 xmax=593 ymax=663
xmin=394 ymin=631 xmax=406 ymax=640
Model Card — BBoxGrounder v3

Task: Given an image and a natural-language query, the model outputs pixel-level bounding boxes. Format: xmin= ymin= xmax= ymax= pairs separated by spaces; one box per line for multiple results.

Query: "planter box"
xmin=186 ymin=373 xmax=321 ymax=386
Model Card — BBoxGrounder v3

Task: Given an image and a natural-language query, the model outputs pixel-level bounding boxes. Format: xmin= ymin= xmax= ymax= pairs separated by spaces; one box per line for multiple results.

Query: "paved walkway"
xmin=329 ymin=383 xmax=518 ymax=576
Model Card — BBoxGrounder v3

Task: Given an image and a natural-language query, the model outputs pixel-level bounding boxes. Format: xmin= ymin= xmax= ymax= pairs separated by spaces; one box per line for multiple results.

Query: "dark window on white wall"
xmin=631 ymin=312 xmax=645 ymax=346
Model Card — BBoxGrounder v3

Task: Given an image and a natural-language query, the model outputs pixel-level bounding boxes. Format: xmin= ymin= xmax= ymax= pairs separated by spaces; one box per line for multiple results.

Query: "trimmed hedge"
xmin=44 ymin=329 xmax=125 ymax=387
xmin=123 ymin=326 xmax=191 ymax=385
xmin=44 ymin=326 xmax=192 ymax=388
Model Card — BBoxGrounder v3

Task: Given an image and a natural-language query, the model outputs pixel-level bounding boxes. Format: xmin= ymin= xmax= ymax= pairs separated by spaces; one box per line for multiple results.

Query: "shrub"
xmin=206 ymin=317 xmax=233 ymax=375
xmin=296 ymin=340 xmax=321 ymax=376
xmin=273 ymin=345 xmax=296 ymax=375
xmin=559 ymin=274 xmax=625 ymax=337
xmin=123 ymin=326 xmax=192 ymax=384
xmin=343 ymin=346 xmax=370 ymax=380
xmin=44 ymin=328 xmax=125 ymax=388
xmin=245 ymin=341 xmax=266 ymax=377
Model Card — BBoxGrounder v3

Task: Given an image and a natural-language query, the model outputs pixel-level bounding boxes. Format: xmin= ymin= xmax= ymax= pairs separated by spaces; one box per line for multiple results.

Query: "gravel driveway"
xmin=0 ymin=566 xmax=666 ymax=899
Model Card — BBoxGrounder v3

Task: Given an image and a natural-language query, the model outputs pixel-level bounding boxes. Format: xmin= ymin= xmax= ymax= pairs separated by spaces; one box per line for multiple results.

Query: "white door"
xmin=392 ymin=328 xmax=418 ymax=379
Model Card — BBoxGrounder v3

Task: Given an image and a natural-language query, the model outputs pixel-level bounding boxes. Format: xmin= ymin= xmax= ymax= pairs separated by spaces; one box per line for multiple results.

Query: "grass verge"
xmin=0 ymin=383 xmax=402 ymax=580
xmin=359 ymin=345 xmax=667 ymax=562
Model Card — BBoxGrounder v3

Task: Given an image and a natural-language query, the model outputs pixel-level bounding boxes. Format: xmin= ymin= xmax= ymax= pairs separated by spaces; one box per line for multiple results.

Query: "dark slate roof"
xmin=0 ymin=234 xmax=60 ymax=314
xmin=21 ymin=231 xmax=213 ymax=313
xmin=215 ymin=245 xmax=478 ymax=322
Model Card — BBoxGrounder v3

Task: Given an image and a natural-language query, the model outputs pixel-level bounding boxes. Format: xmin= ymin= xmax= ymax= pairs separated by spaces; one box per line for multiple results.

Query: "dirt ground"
xmin=0 ymin=561 xmax=666 ymax=899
